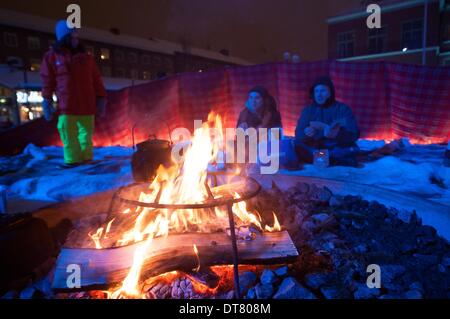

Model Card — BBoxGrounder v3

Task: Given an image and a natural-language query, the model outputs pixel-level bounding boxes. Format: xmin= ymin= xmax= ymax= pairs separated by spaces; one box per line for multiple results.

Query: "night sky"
xmin=1 ymin=0 xmax=364 ymax=63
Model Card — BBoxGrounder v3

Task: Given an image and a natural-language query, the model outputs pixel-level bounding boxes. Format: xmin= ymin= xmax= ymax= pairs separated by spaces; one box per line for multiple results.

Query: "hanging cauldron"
xmin=131 ymin=134 xmax=173 ymax=183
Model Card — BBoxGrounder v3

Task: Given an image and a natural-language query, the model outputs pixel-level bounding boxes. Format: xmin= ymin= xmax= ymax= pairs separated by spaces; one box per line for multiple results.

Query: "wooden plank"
xmin=52 ymin=231 xmax=298 ymax=291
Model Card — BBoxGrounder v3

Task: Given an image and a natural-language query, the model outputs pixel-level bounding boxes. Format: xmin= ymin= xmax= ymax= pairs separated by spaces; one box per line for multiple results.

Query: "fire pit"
xmin=52 ymin=172 xmax=298 ymax=298
xmin=51 ymin=114 xmax=298 ymax=299
xmin=110 ymin=172 xmax=264 ymax=297
xmin=16 ymin=112 xmax=445 ymax=300
xmin=6 ymin=176 xmax=449 ymax=300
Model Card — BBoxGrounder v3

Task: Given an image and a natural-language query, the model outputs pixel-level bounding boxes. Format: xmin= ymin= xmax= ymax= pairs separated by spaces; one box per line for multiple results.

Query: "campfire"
xmin=52 ymin=113 xmax=298 ymax=299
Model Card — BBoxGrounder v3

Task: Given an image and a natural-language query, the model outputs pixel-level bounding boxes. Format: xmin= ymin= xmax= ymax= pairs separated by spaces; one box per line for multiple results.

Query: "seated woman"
xmin=237 ymin=86 xmax=282 ymax=130
xmin=295 ymin=76 xmax=360 ymax=167
xmin=236 ymin=86 xmax=299 ymax=170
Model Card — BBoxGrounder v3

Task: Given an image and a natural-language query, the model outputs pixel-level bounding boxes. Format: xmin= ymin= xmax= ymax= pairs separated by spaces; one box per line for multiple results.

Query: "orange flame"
xmin=193 ymin=244 xmax=201 ymax=272
xmin=88 ymin=227 xmax=104 ymax=249
xmin=264 ymin=212 xmax=281 ymax=232
xmin=103 ymin=218 xmax=115 ymax=239
xmin=90 ymin=112 xmax=282 ymax=298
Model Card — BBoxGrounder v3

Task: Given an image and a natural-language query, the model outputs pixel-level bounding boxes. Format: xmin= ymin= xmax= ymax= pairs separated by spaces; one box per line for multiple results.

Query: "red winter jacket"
xmin=40 ymin=48 xmax=106 ymax=115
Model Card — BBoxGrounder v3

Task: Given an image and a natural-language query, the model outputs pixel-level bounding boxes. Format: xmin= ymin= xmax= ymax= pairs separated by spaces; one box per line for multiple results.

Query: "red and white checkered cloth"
xmin=61 ymin=60 xmax=450 ymax=147
xmin=387 ymin=63 xmax=450 ymax=142
xmin=3 ymin=60 xmax=446 ymax=154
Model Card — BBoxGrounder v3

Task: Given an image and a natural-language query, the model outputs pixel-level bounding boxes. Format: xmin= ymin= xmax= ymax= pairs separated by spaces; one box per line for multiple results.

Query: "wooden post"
xmin=226 ymin=203 xmax=240 ymax=298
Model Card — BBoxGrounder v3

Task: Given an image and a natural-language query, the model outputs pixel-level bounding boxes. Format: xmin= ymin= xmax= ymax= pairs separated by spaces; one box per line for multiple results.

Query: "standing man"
xmin=40 ymin=20 xmax=106 ymax=168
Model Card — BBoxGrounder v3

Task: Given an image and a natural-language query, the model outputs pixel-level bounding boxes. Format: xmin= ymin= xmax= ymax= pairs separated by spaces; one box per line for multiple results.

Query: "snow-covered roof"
xmin=326 ymin=0 xmax=437 ymax=24
xmin=0 ymin=9 xmax=252 ymax=65
xmin=0 ymin=66 xmax=149 ymax=90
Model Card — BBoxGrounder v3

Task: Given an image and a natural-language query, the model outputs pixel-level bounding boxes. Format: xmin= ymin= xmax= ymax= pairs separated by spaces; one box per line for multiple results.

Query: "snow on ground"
xmin=279 ymin=140 xmax=450 ymax=206
xmin=0 ymin=146 xmax=133 ymax=209
xmin=0 ymin=140 xmax=449 ymax=213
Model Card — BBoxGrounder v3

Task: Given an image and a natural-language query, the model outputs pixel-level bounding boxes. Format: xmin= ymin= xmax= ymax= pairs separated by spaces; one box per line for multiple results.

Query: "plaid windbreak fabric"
xmin=1 ymin=60 xmax=448 ymax=155
xmin=95 ymin=60 xmax=449 ymax=147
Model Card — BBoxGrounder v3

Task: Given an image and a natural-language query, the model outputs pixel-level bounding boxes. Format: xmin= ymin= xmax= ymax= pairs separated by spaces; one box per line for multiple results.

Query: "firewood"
xmin=186 ymin=268 xmax=220 ymax=289
xmin=52 ymin=231 xmax=298 ymax=292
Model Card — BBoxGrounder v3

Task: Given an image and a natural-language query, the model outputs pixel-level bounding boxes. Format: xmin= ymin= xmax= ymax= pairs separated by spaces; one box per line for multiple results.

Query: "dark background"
xmin=0 ymin=0 xmax=364 ymax=63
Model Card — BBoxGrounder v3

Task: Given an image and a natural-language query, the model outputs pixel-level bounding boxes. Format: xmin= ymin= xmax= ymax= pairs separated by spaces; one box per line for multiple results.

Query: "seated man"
xmin=295 ymin=76 xmax=360 ymax=166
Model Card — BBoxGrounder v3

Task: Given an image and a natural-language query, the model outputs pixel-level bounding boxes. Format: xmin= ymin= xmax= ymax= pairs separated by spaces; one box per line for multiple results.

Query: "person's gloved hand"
xmin=42 ymin=99 xmax=55 ymax=122
xmin=304 ymin=126 xmax=316 ymax=137
xmin=96 ymin=97 xmax=106 ymax=118
xmin=310 ymin=121 xmax=327 ymax=130
xmin=324 ymin=123 xmax=341 ymax=138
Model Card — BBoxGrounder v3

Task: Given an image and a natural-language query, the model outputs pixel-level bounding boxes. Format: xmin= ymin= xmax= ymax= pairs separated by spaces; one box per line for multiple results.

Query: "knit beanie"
xmin=55 ymin=20 xmax=75 ymax=41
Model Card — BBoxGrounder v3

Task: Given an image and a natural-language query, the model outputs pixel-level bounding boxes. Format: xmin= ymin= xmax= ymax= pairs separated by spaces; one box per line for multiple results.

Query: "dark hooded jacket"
xmin=295 ymin=76 xmax=359 ymax=146
xmin=236 ymin=86 xmax=282 ymax=129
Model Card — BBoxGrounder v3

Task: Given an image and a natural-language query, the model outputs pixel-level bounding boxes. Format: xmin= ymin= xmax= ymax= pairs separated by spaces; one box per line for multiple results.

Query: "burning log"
xmin=186 ymin=268 xmax=220 ymax=289
xmin=52 ymin=231 xmax=298 ymax=292
xmin=51 ymin=114 xmax=296 ymax=298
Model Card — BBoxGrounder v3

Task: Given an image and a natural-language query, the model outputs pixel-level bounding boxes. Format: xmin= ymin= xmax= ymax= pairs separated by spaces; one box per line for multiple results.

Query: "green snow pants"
xmin=57 ymin=115 xmax=95 ymax=164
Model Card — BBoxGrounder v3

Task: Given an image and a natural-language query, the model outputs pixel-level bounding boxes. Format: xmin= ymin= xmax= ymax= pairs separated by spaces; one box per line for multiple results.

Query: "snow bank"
xmin=0 ymin=145 xmax=133 ymax=206
xmin=280 ymin=140 xmax=450 ymax=206
xmin=0 ymin=140 xmax=448 ymax=213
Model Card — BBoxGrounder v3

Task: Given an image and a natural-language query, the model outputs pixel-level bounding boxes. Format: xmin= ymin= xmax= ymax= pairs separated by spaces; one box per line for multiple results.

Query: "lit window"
xmin=27 ymin=36 xmax=41 ymax=50
xmin=29 ymin=59 xmax=41 ymax=72
xmin=402 ymin=19 xmax=423 ymax=50
xmin=142 ymin=71 xmax=151 ymax=80
xmin=4 ymin=32 xmax=18 ymax=47
xmin=16 ymin=90 xmax=57 ymax=123
xmin=100 ymin=48 xmax=110 ymax=60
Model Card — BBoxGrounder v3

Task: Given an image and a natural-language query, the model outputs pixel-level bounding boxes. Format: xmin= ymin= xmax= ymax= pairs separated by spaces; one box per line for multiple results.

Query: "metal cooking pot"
xmin=131 ymin=133 xmax=173 ymax=183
